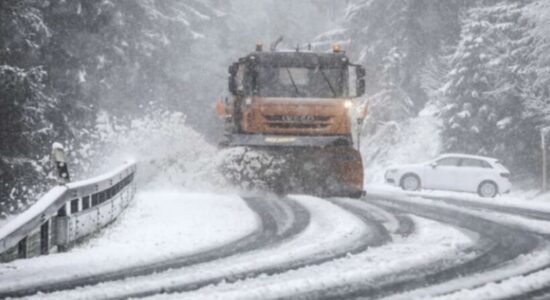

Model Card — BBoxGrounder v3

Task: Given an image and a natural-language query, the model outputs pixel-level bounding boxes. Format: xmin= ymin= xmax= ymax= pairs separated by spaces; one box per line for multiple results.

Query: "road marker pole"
xmin=51 ymin=142 xmax=70 ymax=184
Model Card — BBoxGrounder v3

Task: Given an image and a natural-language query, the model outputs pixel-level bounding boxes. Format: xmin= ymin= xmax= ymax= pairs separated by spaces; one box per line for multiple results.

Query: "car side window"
xmin=461 ymin=158 xmax=482 ymax=168
xmin=481 ymin=160 xmax=493 ymax=168
xmin=460 ymin=158 xmax=493 ymax=168
xmin=436 ymin=157 xmax=460 ymax=166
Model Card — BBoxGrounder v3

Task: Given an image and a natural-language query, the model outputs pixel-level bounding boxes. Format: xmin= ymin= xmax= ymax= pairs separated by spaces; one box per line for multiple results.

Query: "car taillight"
xmin=500 ymin=172 xmax=510 ymax=178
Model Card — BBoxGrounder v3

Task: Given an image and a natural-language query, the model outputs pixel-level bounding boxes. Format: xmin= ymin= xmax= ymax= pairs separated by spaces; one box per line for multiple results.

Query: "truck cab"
xmin=219 ymin=46 xmax=366 ymax=148
xmin=216 ymin=45 xmax=367 ymax=197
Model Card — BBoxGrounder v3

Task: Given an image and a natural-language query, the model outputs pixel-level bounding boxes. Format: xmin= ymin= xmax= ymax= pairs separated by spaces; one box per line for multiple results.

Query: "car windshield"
xmin=256 ymin=66 xmax=345 ymax=98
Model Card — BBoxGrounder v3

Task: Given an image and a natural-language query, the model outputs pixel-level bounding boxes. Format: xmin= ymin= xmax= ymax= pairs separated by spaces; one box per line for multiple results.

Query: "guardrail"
xmin=0 ymin=160 xmax=137 ymax=262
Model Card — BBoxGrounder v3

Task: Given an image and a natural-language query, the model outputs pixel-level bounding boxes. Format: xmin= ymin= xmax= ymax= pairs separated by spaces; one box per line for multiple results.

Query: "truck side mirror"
xmin=357 ymin=79 xmax=366 ymax=97
xmin=228 ymin=76 xmax=237 ymax=95
xmin=228 ymin=63 xmax=238 ymax=76
xmin=228 ymin=63 xmax=239 ymax=95
xmin=355 ymin=66 xmax=366 ymax=96
xmin=356 ymin=66 xmax=366 ymax=78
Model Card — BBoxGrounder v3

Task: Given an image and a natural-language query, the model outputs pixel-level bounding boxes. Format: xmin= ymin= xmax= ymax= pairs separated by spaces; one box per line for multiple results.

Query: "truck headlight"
xmin=343 ymin=100 xmax=353 ymax=109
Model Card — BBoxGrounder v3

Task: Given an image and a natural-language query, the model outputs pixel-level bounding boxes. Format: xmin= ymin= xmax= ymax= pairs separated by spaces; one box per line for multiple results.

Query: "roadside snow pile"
xmin=361 ymin=104 xmax=442 ymax=184
xmin=0 ymin=191 xmax=259 ymax=292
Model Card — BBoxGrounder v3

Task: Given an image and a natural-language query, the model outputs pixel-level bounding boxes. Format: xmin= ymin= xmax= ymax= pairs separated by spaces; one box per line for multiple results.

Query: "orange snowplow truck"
xmin=216 ymin=44 xmax=367 ymax=197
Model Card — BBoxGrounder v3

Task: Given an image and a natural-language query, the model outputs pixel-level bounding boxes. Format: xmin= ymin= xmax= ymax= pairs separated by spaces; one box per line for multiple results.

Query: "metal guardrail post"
xmin=51 ymin=142 xmax=70 ymax=183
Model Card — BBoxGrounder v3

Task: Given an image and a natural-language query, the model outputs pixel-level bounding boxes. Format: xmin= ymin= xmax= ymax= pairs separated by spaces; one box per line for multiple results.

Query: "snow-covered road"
xmin=0 ymin=190 xmax=262 ymax=297
xmin=4 ymin=186 xmax=550 ymax=299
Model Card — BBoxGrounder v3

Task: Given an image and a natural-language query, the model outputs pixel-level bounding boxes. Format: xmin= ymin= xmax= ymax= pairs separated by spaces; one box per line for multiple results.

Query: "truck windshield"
xmin=256 ymin=66 xmax=345 ymax=98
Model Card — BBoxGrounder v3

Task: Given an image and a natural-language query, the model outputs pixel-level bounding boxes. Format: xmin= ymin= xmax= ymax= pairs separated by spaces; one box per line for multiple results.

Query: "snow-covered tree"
xmin=0 ymin=0 xmax=232 ymax=215
xmin=442 ymin=1 xmax=539 ymax=171
xmin=524 ymin=0 xmax=550 ymax=125
xmin=0 ymin=2 xmax=62 ymax=216
xmin=342 ymin=0 xmax=465 ymax=125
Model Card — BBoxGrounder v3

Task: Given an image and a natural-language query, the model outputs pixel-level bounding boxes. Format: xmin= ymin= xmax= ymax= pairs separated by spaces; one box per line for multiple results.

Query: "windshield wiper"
xmin=311 ymin=52 xmax=338 ymax=97
xmin=285 ymin=67 xmax=301 ymax=96
xmin=318 ymin=67 xmax=337 ymax=97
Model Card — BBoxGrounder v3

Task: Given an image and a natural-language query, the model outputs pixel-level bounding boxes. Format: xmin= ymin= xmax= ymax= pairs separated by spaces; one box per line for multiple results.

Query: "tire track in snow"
xmin=15 ymin=191 xmax=545 ymax=300
xmin=0 ymin=196 xmax=308 ymax=299
xmin=102 ymin=195 xmax=384 ymax=300
xmin=142 ymin=197 xmax=416 ymax=300
xmin=418 ymin=193 xmax=550 ymax=223
xmin=406 ymin=194 xmax=550 ymax=300
xmin=150 ymin=199 xmax=469 ymax=300
xmin=143 ymin=194 xmax=548 ymax=300
xmin=288 ymin=196 xmax=541 ymax=300
xmin=348 ymin=196 xmax=542 ymax=300
xmin=330 ymin=198 xmax=415 ymax=239
xmin=26 ymin=195 xmax=384 ymax=300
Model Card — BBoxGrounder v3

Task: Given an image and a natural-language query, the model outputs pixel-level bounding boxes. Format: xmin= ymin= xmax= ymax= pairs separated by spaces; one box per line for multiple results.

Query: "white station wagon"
xmin=384 ymin=154 xmax=512 ymax=197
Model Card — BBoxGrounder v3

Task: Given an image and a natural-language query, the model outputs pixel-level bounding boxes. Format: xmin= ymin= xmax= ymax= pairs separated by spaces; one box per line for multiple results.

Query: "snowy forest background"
xmin=1 ymin=0 xmax=550 ymax=217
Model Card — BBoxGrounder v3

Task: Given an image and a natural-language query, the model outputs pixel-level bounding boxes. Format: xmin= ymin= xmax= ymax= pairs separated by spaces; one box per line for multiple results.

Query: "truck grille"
xmin=263 ymin=115 xmax=332 ymax=130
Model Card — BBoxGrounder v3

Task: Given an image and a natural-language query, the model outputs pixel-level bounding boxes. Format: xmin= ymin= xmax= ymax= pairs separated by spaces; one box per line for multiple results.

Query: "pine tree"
xmin=343 ymin=0 xmax=464 ymax=124
xmin=442 ymin=1 xmax=538 ymax=171
xmin=0 ymin=0 xmax=232 ymax=216
xmin=524 ymin=0 xmax=550 ymax=126
xmin=0 ymin=1 xmax=62 ymax=216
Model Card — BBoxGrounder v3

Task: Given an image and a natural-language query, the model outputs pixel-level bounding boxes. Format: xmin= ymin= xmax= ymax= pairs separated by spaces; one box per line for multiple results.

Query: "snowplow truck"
xmin=216 ymin=44 xmax=367 ymax=198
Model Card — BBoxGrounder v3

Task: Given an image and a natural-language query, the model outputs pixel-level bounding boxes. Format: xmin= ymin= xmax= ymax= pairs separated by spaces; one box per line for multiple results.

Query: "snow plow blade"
xmin=219 ymin=139 xmax=364 ymax=198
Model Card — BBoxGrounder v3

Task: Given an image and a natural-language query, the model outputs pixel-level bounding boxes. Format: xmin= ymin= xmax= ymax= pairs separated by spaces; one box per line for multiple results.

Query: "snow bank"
xmin=27 ymin=195 xmax=369 ymax=299
xmin=159 ymin=215 xmax=475 ymax=300
xmin=0 ymin=191 xmax=259 ymax=291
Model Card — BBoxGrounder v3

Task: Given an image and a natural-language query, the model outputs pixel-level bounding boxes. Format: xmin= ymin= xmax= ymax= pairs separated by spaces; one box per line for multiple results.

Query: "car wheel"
xmin=400 ymin=174 xmax=421 ymax=191
xmin=478 ymin=181 xmax=498 ymax=198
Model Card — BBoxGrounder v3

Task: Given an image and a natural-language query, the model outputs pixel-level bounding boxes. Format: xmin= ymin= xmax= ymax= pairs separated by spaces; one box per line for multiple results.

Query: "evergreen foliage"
xmin=345 ymin=1 xmax=464 ymax=119
xmin=4 ymin=0 xmax=550 ymax=216
xmin=442 ymin=1 xmax=539 ymax=171
xmin=339 ymin=0 xmax=549 ymax=178
xmin=0 ymin=0 xmax=229 ymax=216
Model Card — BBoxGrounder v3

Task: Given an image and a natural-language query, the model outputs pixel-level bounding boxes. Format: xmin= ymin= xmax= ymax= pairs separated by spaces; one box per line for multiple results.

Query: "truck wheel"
xmin=400 ymin=174 xmax=421 ymax=191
